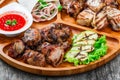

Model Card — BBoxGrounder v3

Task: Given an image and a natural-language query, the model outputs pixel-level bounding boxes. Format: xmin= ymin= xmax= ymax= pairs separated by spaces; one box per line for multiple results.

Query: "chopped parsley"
xmin=5 ymin=19 xmax=17 ymax=26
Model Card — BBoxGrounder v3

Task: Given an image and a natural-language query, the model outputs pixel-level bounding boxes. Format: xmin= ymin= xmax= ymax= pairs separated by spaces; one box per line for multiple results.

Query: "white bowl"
xmin=0 ymin=2 xmax=33 ymax=37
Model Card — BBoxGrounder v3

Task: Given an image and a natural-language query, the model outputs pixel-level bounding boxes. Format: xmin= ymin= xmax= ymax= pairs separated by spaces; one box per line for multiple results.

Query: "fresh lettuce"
xmin=80 ymin=35 xmax=108 ymax=64
xmin=65 ymin=35 xmax=108 ymax=66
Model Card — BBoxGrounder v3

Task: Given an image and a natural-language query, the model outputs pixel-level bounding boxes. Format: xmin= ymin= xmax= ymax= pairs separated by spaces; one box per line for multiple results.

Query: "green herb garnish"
xmin=5 ymin=19 xmax=17 ymax=26
xmin=58 ymin=5 xmax=63 ymax=11
xmin=38 ymin=0 xmax=48 ymax=9
xmin=11 ymin=19 xmax=17 ymax=26
xmin=6 ymin=20 xmax=12 ymax=25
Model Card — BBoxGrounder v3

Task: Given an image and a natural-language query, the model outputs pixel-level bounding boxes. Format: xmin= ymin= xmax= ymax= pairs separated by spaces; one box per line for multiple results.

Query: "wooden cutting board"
xmin=0 ymin=0 xmax=120 ymax=76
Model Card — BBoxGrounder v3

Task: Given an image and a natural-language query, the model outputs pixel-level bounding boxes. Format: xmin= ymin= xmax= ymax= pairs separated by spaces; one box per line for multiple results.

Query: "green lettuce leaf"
xmin=80 ymin=35 xmax=108 ymax=64
xmin=65 ymin=35 xmax=108 ymax=66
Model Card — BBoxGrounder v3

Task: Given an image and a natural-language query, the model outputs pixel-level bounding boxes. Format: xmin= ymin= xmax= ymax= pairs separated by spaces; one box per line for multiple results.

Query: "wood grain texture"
xmin=0 ymin=55 xmax=120 ymax=80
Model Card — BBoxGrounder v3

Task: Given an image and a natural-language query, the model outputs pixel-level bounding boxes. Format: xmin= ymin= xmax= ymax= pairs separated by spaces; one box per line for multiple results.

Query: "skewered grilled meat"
xmin=92 ymin=9 xmax=109 ymax=30
xmin=23 ymin=50 xmax=46 ymax=67
xmin=104 ymin=0 xmax=118 ymax=8
xmin=106 ymin=6 xmax=120 ymax=31
xmin=8 ymin=40 xmax=25 ymax=58
xmin=22 ymin=28 xmax=41 ymax=46
xmin=86 ymin=0 xmax=105 ymax=12
xmin=60 ymin=0 xmax=85 ymax=17
xmin=76 ymin=8 xmax=95 ymax=26
xmin=45 ymin=45 xmax=64 ymax=67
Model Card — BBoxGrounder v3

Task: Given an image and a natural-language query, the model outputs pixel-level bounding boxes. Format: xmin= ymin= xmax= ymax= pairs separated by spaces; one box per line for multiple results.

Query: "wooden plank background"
xmin=0 ymin=55 xmax=120 ymax=80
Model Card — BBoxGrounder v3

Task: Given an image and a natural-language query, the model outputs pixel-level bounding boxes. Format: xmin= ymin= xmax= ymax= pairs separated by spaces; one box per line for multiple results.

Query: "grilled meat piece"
xmin=8 ymin=40 xmax=25 ymax=58
xmin=22 ymin=28 xmax=41 ymax=46
xmin=104 ymin=0 xmax=118 ymax=8
xmin=37 ymin=43 xmax=64 ymax=66
xmin=60 ymin=0 xmax=85 ymax=17
xmin=86 ymin=0 xmax=105 ymax=12
xmin=45 ymin=45 xmax=64 ymax=67
xmin=76 ymin=8 xmax=95 ymax=26
xmin=40 ymin=23 xmax=72 ymax=44
xmin=92 ymin=9 xmax=109 ymax=30
xmin=23 ymin=50 xmax=46 ymax=67
xmin=106 ymin=6 xmax=120 ymax=31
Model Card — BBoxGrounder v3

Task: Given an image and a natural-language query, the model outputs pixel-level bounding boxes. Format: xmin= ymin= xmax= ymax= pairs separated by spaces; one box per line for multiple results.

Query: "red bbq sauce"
xmin=0 ymin=14 xmax=26 ymax=31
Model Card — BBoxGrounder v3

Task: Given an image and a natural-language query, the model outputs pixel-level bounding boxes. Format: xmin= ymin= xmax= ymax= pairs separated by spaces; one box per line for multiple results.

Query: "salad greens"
xmin=38 ymin=0 xmax=48 ymax=9
xmin=65 ymin=31 xmax=108 ymax=66
xmin=80 ymin=35 xmax=108 ymax=64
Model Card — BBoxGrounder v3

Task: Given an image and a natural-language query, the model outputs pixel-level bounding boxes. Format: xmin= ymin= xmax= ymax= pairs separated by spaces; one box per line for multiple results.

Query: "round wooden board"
xmin=0 ymin=0 xmax=120 ymax=76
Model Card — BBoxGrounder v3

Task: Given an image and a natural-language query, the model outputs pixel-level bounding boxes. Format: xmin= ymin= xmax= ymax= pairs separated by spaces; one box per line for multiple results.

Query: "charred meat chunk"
xmin=40 ymin=23 xmax=72 ymax=44
xmin=92 ymin=9 xmax=109 ymax=30
xmin=37 ymin=43 xmax=65 ymax=67
xmin=22 ymin=28 xmax=41 ymax=46
xmin=23 ymin=50 xmax=46 ymax=67
xmin=8 ymin=40 xmax=25 ymax=58
xmin=60 ymin=0 xmax=85 ymax=17
xmin=76 ymin=8 xmax=95 ymax=26
xmin=106 ymin=6 xmax=120 ymax=31
xmin=49 ymin=24 xmax=71 ymax=43
xmin=86 ymin=0 xmax=105 ymax=12
xmin=45 ymin=45 xmax=64 ymax=67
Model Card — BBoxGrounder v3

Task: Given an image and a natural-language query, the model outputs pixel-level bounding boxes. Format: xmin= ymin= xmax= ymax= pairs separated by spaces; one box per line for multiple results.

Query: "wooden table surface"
xmin=0 ymin=55 xmax=120 ymax=80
